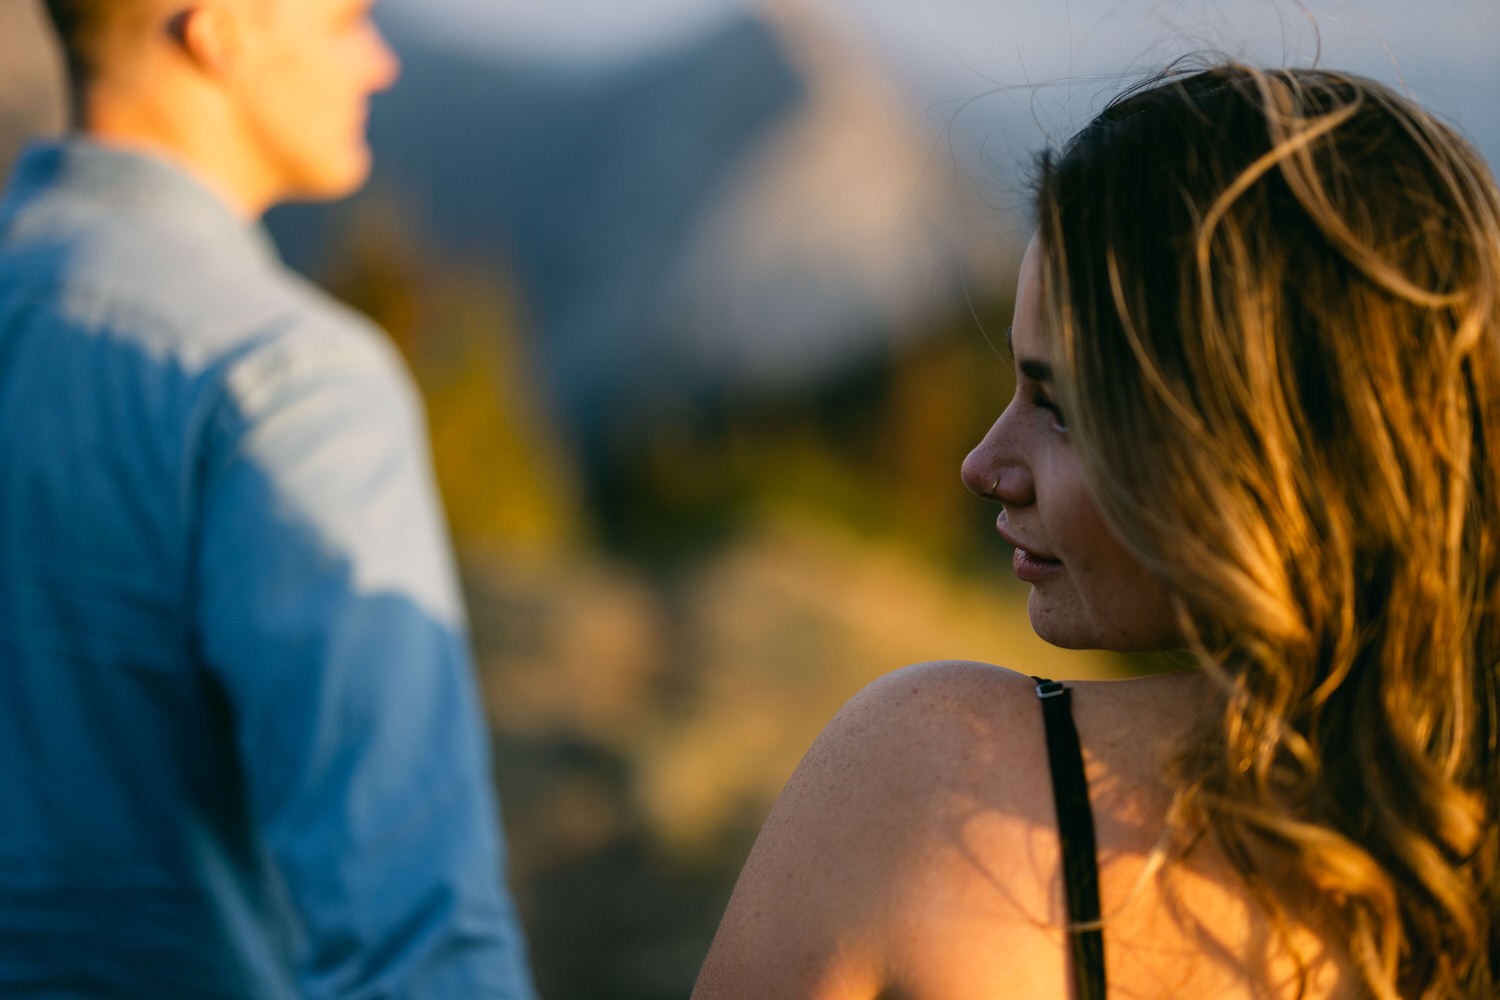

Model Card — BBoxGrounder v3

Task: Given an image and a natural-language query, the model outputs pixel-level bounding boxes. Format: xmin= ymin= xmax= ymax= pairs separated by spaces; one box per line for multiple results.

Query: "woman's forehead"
xmin=1010 ymin=235 xmax=1052 ymax=364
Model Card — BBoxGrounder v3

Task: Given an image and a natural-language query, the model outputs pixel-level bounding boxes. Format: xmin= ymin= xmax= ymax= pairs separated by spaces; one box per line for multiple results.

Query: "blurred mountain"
xmin=270 ymin=2 xmax=1006 ymax=462
xmin=0 ymin=0 xmax=66 ymax=181
xmin=652 ymin=0 xmax=991 ymax=394
xmin=269 ymin=13 xmax=799 ymax=448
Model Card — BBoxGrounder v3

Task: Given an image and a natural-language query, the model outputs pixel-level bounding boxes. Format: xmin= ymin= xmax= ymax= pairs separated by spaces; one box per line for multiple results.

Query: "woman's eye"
xmin=1034 ymin=394 xmax=1068 ymax=433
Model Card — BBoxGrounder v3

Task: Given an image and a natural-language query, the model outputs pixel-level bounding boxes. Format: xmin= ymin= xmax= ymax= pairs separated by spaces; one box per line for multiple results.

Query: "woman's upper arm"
xmin=691 ymin=661 xmax=1047 ymax=1000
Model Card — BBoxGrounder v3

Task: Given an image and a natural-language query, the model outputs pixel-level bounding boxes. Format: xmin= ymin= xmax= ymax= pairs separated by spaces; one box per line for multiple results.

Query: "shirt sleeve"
xmin=192 ymin=317 xmax=536 ymax=1000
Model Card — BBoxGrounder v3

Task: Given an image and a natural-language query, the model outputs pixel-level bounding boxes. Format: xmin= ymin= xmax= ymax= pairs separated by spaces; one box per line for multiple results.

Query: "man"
xmin=0 ymin=1 xmax=536 ymax=996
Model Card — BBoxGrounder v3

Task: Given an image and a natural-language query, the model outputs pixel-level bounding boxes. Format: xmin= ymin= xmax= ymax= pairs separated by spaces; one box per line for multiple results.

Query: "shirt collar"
xmin=6 ymin=136 xmax=280 ymax=265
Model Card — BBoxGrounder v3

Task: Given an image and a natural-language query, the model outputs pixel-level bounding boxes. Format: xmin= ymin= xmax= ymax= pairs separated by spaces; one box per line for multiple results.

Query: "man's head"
xmin=41 ymin=0 xmax=400 ymax=215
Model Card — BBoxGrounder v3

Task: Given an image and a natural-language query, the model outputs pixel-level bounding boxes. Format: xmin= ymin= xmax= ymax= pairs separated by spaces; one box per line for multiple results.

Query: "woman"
xmin=691 ymin=64 xmax=1500 ymax=1000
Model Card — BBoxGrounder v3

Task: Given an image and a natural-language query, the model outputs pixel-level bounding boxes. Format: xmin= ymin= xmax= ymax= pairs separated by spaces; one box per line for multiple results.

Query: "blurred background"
xmin=2 ymin=0 xmax=1496 ymax=995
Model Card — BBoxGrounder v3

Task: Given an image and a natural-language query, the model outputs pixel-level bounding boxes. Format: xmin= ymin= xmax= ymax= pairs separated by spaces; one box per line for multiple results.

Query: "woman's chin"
xmin=1026 ymin=599 xmax=1095 ymax=651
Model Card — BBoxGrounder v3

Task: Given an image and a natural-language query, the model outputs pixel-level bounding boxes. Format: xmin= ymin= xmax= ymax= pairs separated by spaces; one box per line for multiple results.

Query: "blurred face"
xmin=961 ymin=234 xmax=1179 ymax=651
xmin=233 ymin=0 xmax=400 ymax=202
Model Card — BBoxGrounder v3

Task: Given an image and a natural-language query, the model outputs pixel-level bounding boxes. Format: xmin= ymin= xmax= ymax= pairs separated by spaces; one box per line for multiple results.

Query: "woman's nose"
xmin=961 ymin=414 xmax=1033 ymax=505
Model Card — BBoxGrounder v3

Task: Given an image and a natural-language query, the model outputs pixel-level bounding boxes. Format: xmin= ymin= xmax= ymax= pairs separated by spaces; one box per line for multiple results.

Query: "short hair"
xmin=41 ymin=0 xmax=160 ymax=87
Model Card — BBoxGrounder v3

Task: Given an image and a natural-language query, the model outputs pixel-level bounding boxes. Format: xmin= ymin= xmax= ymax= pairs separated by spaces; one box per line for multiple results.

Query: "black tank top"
xmin=1034 ymin=678 xmax=1106 ymax=1000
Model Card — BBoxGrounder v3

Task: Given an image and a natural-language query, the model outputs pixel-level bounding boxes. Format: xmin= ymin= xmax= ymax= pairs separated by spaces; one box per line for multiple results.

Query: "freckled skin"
xmin=961 ymin=234 xmax=1179 ymax=652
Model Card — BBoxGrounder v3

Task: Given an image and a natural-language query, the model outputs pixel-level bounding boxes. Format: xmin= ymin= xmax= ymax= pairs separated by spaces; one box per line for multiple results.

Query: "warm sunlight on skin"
xmin=960 ymin=234 xmax=1179 ymax=652
xmin=690 ymin=235 xmax=1356 ymax=1000
xmin=84 ymin=0 xmax=399 ymax=217
xmin=230 ymin=0 xmax=401 ymax=203
xmin=689 ymin=663 xmax=1354 ymax=1000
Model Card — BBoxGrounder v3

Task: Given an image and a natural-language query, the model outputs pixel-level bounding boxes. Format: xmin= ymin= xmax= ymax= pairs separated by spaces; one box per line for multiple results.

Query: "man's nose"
xmin=372 ymin=28 xmax=402 ymax=91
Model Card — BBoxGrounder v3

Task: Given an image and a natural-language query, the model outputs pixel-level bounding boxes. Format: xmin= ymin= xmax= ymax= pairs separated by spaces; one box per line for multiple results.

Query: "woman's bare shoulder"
xmin=759 ymin=661 xmax=1202 ymax=870
xmin=770 ymin=660 xmax=1064 ymax=874
xmin=691 ymin=662 xmax=1198 ymax=999
xmin=814 ymin=659 xmax=1056 ymax=805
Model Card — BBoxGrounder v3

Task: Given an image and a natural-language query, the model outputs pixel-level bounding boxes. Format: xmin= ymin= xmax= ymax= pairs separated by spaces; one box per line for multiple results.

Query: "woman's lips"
xmin=1013 ymin=546 xmax=1064 ymax=582
xmin=996 ymin=518 xmax=1063 ymax=582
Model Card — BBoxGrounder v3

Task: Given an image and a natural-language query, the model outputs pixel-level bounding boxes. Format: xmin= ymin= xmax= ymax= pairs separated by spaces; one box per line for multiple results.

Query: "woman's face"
xmin=962 ymin=235 xmax=1180 ymax=651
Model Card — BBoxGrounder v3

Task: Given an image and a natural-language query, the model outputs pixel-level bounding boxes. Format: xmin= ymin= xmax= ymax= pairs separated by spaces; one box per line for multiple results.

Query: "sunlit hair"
xmin=1035 ymin=63 xmax=1500 ymax=999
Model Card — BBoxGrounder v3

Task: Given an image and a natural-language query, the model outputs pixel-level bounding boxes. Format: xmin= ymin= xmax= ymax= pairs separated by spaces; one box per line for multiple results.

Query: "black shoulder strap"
xmin=1033 ymin=677 xmax=1106 ymax=1000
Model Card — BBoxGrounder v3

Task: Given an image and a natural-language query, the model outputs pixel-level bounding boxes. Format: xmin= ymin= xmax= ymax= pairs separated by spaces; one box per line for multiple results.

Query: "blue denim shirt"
xmin=0 ymin=140 xmax=536 ymax=999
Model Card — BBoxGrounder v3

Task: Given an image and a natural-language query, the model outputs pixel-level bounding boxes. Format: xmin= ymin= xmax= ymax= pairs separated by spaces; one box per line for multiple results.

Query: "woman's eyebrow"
xmin=1005 ymin=325 xmax=1053 ymax=380
xmin=1018 ymin=359 xmax=1054 ymax=382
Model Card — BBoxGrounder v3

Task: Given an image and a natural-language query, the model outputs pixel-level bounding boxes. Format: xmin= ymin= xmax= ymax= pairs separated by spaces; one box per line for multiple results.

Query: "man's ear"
xmin=171 ymin=4 xmax=244 ymax=78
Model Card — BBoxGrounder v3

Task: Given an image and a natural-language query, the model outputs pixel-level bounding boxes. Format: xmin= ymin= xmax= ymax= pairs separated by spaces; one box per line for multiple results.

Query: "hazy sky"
xmin=386 ymin=0 xmax=1492 ymax=65
xmin=384 ymin=0 xmax=1500 ymax=169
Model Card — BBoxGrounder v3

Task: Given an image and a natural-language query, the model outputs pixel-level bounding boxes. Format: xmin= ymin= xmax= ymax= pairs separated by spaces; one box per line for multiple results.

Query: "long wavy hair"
xmin=1034 ymin=64 xmax=1500 ymax=998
